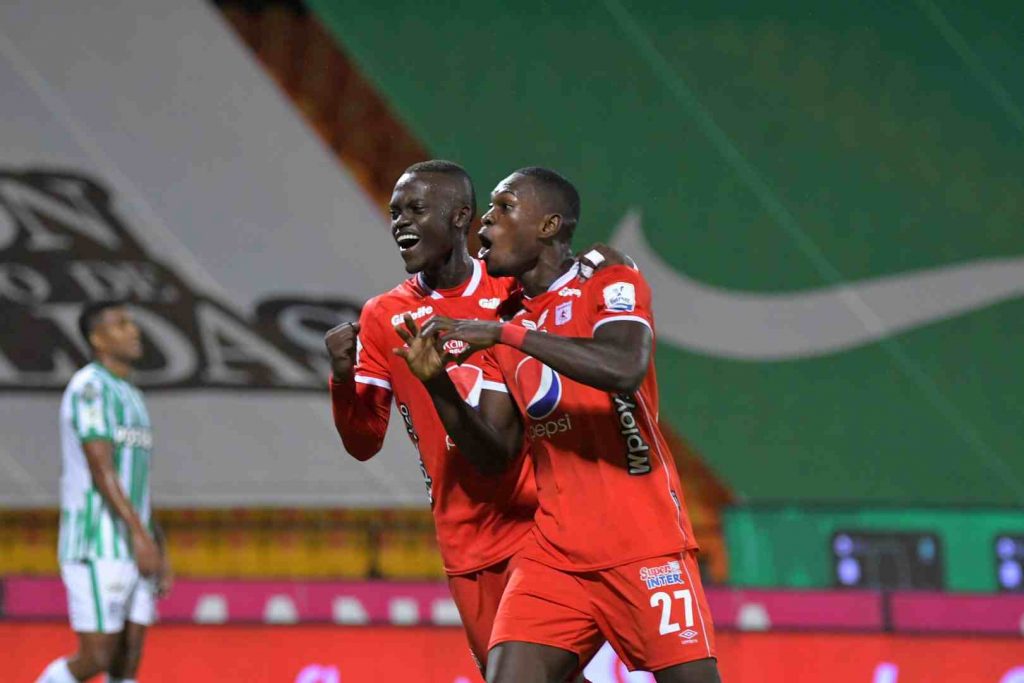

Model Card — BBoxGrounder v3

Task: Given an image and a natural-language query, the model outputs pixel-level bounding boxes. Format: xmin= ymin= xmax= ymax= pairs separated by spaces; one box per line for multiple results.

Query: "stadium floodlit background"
xmin=1 ymin=0 xmax=1022 ymax=680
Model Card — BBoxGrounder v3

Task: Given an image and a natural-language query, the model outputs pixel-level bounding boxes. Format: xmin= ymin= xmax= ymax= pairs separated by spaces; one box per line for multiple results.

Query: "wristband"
xmin=499 ymin=324 xmax=528 ymax=348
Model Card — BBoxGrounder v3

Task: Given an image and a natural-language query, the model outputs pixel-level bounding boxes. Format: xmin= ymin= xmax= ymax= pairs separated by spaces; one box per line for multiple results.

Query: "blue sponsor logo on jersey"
xmin=516 ymin=358 xmax=562 ymax=420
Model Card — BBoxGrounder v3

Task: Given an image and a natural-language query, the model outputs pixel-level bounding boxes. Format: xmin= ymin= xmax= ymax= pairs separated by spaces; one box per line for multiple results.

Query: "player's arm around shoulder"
xmin=480 ymin=266 xmax=652 ymax=394
xmin=576 ymin=242 xmax=638 ymax=281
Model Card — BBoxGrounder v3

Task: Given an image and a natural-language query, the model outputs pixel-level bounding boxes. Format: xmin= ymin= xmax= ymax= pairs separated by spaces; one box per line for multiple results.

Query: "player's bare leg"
xmin=653 ymin=657 xmax=721 ymax=683
xmin=36 ymin=631 xmax=119 ymax=682
xmin=107 ymin=621 xmax=147 ymax=680
xmin=486 ymin=641 xmax=579 ymax=683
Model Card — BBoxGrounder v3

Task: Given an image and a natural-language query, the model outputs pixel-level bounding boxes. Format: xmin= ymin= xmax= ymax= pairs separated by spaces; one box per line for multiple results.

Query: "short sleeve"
xmin=70 ymin=379 xmax=113 ymax=442
xmin=352 ymin=298 xmax=393 ymax=391
xmin=584 ymin=265 xmax=654 ymax=335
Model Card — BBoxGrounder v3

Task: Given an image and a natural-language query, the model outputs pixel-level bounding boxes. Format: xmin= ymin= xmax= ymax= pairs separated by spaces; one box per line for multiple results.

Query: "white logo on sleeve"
xmin=603 ymin=282 xmax=636 ymax=312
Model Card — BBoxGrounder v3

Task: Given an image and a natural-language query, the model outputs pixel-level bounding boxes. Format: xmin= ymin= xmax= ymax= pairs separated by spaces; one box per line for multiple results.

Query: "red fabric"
xmin=490 ymin=548 xmax=715 ymax=672
xmin=344 ymin=261 xmax=537 ymax=575
xmin=447 ymin=557 xmax=514 ymax=673
xmin=480 ymin=265 xmax=698 ymax=571
xmin=498 ymin=323 xmax=528 ymax=348
xmin=329 ymin=375 xmax=392 ymax=461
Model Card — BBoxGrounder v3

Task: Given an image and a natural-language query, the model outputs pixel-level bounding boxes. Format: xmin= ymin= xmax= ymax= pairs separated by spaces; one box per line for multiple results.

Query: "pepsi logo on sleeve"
xmin=515 ymin=357 xmax=562 ymax=420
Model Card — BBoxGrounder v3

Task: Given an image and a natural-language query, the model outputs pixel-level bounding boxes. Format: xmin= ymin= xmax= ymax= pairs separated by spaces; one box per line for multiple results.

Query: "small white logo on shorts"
xmin=680 ymin=629 xmax=699 ymax=643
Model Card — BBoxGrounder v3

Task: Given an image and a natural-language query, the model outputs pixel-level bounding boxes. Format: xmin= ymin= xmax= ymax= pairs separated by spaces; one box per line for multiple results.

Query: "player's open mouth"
xmin=395 ymin=232 xmax=421 ymax=252
xmin=477 ymin=234 xmax=492 ymax=260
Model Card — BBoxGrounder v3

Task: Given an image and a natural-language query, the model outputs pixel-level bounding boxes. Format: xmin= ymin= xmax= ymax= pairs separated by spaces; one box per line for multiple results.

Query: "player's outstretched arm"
xmin=394 ymin=316 xmax=523 ymax=475
xmin=427 ymin=317 xmax=651 ymax=395
xmin=83 ymin=441 xmax=161 ymax=577
xmin=325 ymin=320 xmax=392 ymax=461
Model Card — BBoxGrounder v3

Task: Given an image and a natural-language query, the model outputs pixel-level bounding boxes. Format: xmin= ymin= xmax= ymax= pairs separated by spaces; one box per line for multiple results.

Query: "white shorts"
xmin=60 ymin=559 xmax=156 ymax=634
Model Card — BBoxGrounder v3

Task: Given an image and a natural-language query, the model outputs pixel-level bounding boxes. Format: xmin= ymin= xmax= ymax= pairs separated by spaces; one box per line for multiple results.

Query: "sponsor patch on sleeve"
xmin=603 ymin=282 xmax=636 ymax=312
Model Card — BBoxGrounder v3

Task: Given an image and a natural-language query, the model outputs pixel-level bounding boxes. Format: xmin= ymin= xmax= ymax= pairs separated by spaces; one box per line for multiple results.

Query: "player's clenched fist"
xmin=324 ymin=321 xmax=361 ymax=381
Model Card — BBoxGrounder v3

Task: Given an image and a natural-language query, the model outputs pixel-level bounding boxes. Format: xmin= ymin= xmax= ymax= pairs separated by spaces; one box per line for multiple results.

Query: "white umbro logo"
xmin=679 ymin=629 xmax=699 ymax=642
xmin=478 ymin=297 xmax=500 ymax=309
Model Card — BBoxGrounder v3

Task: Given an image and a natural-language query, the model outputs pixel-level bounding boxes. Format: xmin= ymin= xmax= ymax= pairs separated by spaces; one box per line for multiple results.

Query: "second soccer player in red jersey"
xmin=397 ymin=168 xmax=721 ymax=683
xmin=326 ymin=161 xmax=615 ymax=678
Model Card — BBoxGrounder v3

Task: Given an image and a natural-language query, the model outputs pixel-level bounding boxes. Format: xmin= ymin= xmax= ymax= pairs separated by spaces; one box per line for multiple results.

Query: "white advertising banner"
xmin=0 ymin=0 xmax=426 ymax=506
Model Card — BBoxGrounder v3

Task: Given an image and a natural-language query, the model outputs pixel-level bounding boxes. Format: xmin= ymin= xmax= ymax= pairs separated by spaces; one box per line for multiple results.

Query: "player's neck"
xmin=419 ymin=248 xmax=474 ymax=291
xmin=94 ymin=353 xmax=132 ymax=379
xmin=520 ymin=248 xmax=575 ymax=298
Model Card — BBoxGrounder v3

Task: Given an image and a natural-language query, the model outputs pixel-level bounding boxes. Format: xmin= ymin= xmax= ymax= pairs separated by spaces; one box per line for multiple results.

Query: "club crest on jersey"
xmin=639 ymin=560 xmax=684 ymax=590
xmin=390 ymin=305 xmax=433 ymax=328
xmin=555 ymin=301 xmax=573 ymax=326
xmin=603 ymin=282 xmax=636 ymax=312
xmin=446 ymin=364 xmax=483 ymax=408
xmin=80 ymin=382 xmax=100 ymax=403
xmin=515 ymin=357 xmax=562 ymax=420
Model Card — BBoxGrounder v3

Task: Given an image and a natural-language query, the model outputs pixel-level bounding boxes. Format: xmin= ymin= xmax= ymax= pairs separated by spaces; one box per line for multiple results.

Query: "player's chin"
xmin=481 ymin=253 xmax=510 ymax=277
xmin=400 ymin=249 xmax=427 ymax=273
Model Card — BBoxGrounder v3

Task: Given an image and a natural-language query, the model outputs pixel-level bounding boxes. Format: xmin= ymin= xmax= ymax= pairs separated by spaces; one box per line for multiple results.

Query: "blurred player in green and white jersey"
xmin=36 ymin=301 xmax=171 ymax=683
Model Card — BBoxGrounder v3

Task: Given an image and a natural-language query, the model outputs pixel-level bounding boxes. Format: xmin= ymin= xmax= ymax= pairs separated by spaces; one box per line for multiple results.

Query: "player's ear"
xmin=539 ymin=213 xmax=562 ymax=240
xmin=453 ymin=204 xmax=473 ymax=232
xmin=87 ymin=327 xmax=107 ymax=354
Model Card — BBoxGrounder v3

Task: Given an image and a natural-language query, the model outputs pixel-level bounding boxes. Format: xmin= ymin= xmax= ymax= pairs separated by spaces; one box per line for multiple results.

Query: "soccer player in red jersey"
xmin=325 ymin=161 xmax=613 ymax=678
xmin=396 ymin=167 xmax=721 ymax=683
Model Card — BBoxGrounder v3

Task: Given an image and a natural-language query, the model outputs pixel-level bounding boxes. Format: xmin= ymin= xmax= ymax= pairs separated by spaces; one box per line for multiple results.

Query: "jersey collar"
xmin=90 ymin=360 xmax=130 ymax=383
xmin=524 ymin=262 xmax=580 ymax=300
xmin=416 ymin=258 xmax=482 ymax=299
xmin=547 ymin=262 xmax=580 ymax=293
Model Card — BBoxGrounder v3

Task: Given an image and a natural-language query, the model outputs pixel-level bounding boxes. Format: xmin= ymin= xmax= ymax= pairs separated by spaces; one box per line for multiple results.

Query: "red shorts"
xmin=448 ymin=557 xmax=516 ymax=672
xmin=490 ymin=550 xmax=716 ymax=672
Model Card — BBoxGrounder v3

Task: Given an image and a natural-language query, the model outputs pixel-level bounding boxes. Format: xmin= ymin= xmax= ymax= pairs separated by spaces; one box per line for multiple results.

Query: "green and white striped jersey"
xmin=58 ymin=362 xmax=153 ymax=563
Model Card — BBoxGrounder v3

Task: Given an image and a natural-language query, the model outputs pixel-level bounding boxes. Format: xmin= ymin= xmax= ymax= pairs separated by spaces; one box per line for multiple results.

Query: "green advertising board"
xmin=309 ymin=0 xmax=1024 ymax=506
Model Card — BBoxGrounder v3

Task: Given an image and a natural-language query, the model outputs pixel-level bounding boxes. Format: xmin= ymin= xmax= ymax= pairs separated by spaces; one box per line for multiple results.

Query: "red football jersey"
xmin=482 ymin=264 xmax=697 ymax=571
xmin=353 ymin=259 xmax=537 ymax=575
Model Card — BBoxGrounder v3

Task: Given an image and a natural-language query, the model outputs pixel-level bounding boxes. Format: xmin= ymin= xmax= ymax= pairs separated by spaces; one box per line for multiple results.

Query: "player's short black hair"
xmin=78 ymin=300 xmax=129 ymax=347
xmin=512 ymin=166 xmax=581 ymax=238
xmin=403 ymin=159 xmax=476 ymax=223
